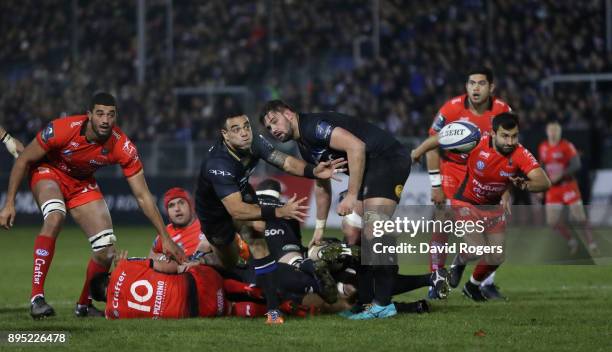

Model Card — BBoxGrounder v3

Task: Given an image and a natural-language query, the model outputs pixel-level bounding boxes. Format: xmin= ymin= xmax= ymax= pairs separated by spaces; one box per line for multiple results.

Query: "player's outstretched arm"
xmin=126 ymin=170 xmax=186 ymax=263
xmin=0 ymin=126 xmax=24 ymax=158
xmin=329 ymin=127 xmax=365 ymax=216
xmin=411 ymin=135 xmax=440 ymax=164
xmin=0 ymin=139 xmax=47 ymax=229
xmin=264 ymin=149 xmax=346 ymax=180
xmin=222 ymin=191 xmax=309 ymax=222
xmin=310 ymin=179 xmax=332 ymax=247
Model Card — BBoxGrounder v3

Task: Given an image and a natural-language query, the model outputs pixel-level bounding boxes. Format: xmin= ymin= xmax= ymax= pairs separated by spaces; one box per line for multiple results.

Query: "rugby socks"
xmin=472 ymin=259 xmax=499 ymax=282
xmin=78 ymin=259 xmax=108 ymax=305
xmin=275 ymin=263 xmax=318 ymax=294
xmin=429 ymin=233 xmax=449 ymax=271
xmin=230 ymin=301 xmax=267 ymax=317
xmin=373 ymin=264 xmax=398 ymax=306
xmin=393 ymin=273 xmax=432 ymax=295
xmin=223 ymin=279 xmax=263 ymax=299
xmin=31 ymin=235 xmax=56 ymax=301
xmin=481 ymin=271 xmax=496 ymax=287
xmin=253 ymin=255 xmax=281 ymax=310
xmin=357 ymin=264 xmax=374 ymax=305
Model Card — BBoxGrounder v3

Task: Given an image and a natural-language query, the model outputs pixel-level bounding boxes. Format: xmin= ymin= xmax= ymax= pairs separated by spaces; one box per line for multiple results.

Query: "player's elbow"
xmin=348 ymin=141 xmax=366 ymax=157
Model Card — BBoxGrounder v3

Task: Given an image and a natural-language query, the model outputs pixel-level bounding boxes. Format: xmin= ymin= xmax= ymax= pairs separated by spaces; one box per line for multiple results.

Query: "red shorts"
xmin=29 ymin=163 xmax=103 ymax=209
xmin=545 ymin=181 xmax=582 ymax=205
xmin=450 ymin=199 xmax=506 ymax=234
xmin=188 ymin=265 xmax=225 ymax=317
xmin=441 ymin=161 xmax=467 ymax=200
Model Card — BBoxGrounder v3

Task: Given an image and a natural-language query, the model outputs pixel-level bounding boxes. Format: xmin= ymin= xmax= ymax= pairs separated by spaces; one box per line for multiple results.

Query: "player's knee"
xmin=92 ymin=245 xmax=115 ymax=265
xmin=88 ymin=229 xmax=117 ymax=253
xmin=41 ymin=199 xmax=66 ymax=229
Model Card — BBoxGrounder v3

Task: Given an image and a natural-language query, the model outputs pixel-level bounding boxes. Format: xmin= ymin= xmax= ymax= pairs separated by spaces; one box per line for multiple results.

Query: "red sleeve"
xmin=36 ymin=119 xmax=69 ymax=151
xmin=516 ymin=146 xmax=540 ymax=175
xmin=429 ymin=101 xmax=457 ymax=135
xmin=112 ymin=133 xmax=143 ymax=177
xmin=565 ymin=141 xmax=578 ymax=159
xmin=152 ymin=235 xmax=163 ymax=253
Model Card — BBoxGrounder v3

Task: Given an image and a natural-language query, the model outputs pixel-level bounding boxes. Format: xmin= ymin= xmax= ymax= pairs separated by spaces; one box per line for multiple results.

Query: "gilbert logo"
xmin=36 ymin=249 xmax=49 ymax=257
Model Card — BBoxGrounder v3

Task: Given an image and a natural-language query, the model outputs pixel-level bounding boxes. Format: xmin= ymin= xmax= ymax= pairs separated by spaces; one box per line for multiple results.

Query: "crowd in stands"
xmin=1 ymin=0 xmax=610 ymax=167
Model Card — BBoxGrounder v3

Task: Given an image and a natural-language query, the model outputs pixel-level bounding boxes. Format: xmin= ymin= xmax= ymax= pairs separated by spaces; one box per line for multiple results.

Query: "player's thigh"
xmin=545 ymin=204 xmax=564 ymax=226
xmin=69 ymin=199 xmax=113 ymax=236
xmin=568 ymin=201 xmax=587 ymax=222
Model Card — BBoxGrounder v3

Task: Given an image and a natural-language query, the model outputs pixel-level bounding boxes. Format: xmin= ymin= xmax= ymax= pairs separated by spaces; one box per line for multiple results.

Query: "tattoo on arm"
xmin=266 ymin=150 xmax=288 ymax=168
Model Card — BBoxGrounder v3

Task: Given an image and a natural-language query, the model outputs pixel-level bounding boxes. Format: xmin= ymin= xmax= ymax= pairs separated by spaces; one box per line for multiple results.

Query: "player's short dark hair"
xmin=217 ymin=105 xmax=247 ymax=130
xmin=256 ymin=178 xmax=282 ymax=193
xmin=467 ymin=67 xmax=494 ymax=84
xmin=258 ymin=100 xmax=295 ymax=125
xmin=90 ymin=92 xmax=117 ymax=111
xmin=90 ymin=272 xmax=110 ymax=302
xmin=493 ymin=112 xmax=519 ymax=132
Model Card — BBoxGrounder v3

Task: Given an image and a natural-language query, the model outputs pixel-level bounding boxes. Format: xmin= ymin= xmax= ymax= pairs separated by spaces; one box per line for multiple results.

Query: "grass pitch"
xmin=0 ymin=226 xmax=611 ymax=352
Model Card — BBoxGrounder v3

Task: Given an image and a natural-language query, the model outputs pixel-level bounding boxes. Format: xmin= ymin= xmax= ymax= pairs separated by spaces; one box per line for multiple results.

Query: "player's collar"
xmin=464 ymin=96 xmax=494 ymax=111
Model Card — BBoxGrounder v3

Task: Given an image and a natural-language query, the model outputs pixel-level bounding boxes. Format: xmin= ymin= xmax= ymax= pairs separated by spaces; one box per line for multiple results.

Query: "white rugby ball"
xmin=438 ymin=121 xmax=481 ymax=153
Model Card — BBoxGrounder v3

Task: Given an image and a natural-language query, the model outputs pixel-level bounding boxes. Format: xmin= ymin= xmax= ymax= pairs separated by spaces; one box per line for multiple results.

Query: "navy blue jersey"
xmin=195 ymin=135 xmax=275 ymax=223
xmin=258 ymin=195 xmax=304 ymax=259
xmin=297 ymin=112 xmax=404 ymax=166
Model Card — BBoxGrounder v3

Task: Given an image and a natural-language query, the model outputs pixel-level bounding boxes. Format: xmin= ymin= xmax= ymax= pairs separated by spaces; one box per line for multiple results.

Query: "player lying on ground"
xmin=413 ymin=67 xmax=511 ymax=299
xmin=260 ymin=100 xmax=412 ymax=320
xmin=90 ymin=251 xmax=275 ymax=319
xmin=195 ymin=108 xmax=346 ymax=324
xmin=538 ymin=120 xmax=598 ymax=256
xmin=312 ymin=190 xmax=448 ymax=316
xmin=0 ymin=93 xmax=185 ymax=319
xmin=412 ymin=112 xmax=551 ymax=301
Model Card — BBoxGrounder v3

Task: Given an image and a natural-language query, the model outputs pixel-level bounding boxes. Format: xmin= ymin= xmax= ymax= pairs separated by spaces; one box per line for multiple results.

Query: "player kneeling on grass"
xmin=149 ymin=187 xmax=249 ymax=267
xmin=90 ymin=251 xmax=272 ymax=319
xmin=412 ymin=113 xmax=551 ymax=301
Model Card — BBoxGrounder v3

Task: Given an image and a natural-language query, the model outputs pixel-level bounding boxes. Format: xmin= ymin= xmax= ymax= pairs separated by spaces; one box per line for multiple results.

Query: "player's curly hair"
xmin=90 ymin=92 xmax=117 ymax=111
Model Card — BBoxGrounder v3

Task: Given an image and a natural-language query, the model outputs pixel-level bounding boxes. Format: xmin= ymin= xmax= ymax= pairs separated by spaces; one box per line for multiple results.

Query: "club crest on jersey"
xmin=478 ymin=150 xmax=490 ymax=159
xmin=395 ymin=184 xmax=404 ymax=198
xmin=41 ymin=123 xmax=54 ymax=142
xmin=476 ymin=160 xmax=486 ymax=170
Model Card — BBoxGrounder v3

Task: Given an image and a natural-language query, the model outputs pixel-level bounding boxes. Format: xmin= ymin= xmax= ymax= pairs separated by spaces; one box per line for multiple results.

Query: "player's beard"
xmin=495 ymin=140 xmax=517 ymax=155
xmin=93 ymin=123 xmax=112 ymax=140
xmin=279 ymin=124 xmax=293 ymax=142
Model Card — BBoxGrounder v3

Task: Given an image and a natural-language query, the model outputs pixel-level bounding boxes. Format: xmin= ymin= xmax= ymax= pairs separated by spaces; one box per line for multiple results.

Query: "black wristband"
xmin=261 ymin=205 xmax=277 ymax=220
xmin=1 ymin=132 xmax=7 ymax=143
xmin=303 ymin=164 xmax=316 ymax=179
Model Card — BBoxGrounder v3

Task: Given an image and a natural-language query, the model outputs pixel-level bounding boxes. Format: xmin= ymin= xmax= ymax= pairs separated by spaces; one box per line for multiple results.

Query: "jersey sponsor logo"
xmin=552 ymin=152 xmax=563 ymax=159
xmin=476 ymin=160 xmax=486 ymax=170
xmin=41 ymin=123 xmax=54 ymax=143
xmin=122 ymin=140 xmax=137 ymax=158
xmin=70 ymin=121 xmax=83 ymax=128
xmin=451 ymin=97 xmax=462 ymax=104
xmin=112 ymin=271 xmax=128 ymax=310
xmin=209 ymin=169 xmax=233 ymax=177
xmin=33 ymin=258 xmax=46 ymax=285
xmin=89 ymin=159 xmax=107 ymax=166
xmin=315 ymin=121 xmax=333 ymax=141
xmin=35 ymin=249 xmax=49 ymax=257
xmin=431 ymin=114 xmax=445 ymax=132
xmin=69 ymin=141 xmax=80 ymax=148
xmin=153 ymin=280 xmax=166 ymax=317
xmin=112 ymin=131 xmax=121 ymax=140
xmin=478 ymin=151 xmax=490 ymax=159
xmin=264 ymin=228 xmax=285 ymax=237
xmin=61 ymin=149 xmax=74 ymax=158
xmin=499 ymin=170 xmax=515 ymax=177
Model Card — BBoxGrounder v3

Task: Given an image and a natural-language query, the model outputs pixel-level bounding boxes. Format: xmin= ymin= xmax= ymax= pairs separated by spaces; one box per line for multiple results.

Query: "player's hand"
xmin=501 ymin=196 xmax=512 ymax=216
xmin=337 ymin=192 xmax=356 ymax=216
xmin=509 ymin=176 xmax=527 ymax=191
xmin=411 ymin=149 xmax=423 ymax=164
xmin=313 ymin=158 xmax=347 ymax=181
xmin=161 ymin=236 xmax=187 ymax=264
xmin=113 ymin=249 xmax=129 ymax=267
xmin=177 ymin=260 xmax=199 ymax=274
xmin=549 ymin=174 xmax=562 ymax=185
xmin=431 ymin=187 xmax=446 ymax=207
xmin=0 ymin=205 xmax=16 ymax=230
xmin=277 ymin=194 xmax=309 ymax=222
xmin=309 ymin=227 xmax=324 ymax=247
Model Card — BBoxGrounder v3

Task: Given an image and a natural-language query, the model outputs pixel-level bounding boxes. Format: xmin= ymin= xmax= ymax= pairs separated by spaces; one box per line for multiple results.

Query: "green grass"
xmin=0 ymin=226 xmax=611 ymax=352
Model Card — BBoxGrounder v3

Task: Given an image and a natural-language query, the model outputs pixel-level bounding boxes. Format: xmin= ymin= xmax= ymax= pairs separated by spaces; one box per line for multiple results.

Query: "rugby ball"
xmin=438 ymin=121 xmax=481 ymax=153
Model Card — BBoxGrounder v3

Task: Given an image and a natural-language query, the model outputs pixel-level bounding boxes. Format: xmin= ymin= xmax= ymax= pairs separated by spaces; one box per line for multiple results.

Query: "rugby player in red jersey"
xmin=149 ymin=187 xmax=249 ymax=264
xmin=413 ymin=67 xmax=511 ymax=299
xmin=0 ymin=93 xmax=186 ymax=319
xmin=412 ymin=113 xmax=551 ymax=301
xmin=90 ymin=251 xmax=268 ymax=319
xmin=538 ymin=121 xmax=598 ymax=255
